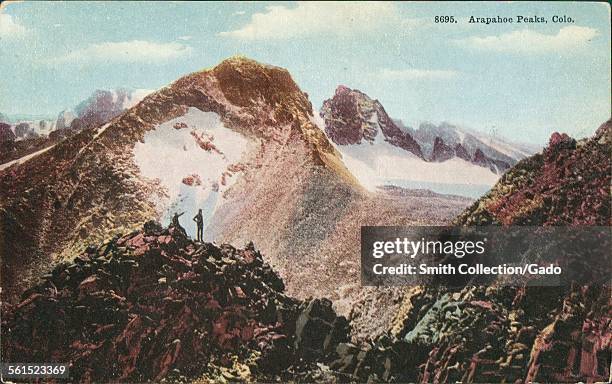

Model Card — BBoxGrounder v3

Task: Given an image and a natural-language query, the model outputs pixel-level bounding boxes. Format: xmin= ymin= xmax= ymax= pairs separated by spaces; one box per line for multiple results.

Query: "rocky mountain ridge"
xmin=320 ymin=86 xmax=536 ymax=178
xmin=0 ymin=88 xmax=151 ymax=166
xmin=320 ymin=85 xmax=423 ymax=158
xmin=412 ymin=121 xmax=537 ymax=174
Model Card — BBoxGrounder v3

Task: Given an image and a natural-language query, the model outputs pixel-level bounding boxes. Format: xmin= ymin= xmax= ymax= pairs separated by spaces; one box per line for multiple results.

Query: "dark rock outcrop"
xmin=1 ymin=223 xmax=349 ymax=383
xmin=320 ymin=85 xmax=423 ymax=158
xmin=471 ymin=148 xmax=511 ymax=174
xmin=430 ymin=137 xmax=454 ymax=162
xmin=454 ymin=142 xmax=471 ymax=161
xmin=0 ymin=122 xmax=15 ymax=154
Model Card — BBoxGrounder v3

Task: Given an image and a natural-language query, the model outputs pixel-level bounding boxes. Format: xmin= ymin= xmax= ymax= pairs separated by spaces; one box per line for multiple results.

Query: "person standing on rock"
xmin=193 ymin=209 xmax=204 ymax=242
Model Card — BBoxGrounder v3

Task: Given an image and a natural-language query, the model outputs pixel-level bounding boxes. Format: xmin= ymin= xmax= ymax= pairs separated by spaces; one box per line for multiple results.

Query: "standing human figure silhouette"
xmin=193 ymin=209 xmax=204 ymax=242
xmin=171 ymin=212 xmax=186 ymax=236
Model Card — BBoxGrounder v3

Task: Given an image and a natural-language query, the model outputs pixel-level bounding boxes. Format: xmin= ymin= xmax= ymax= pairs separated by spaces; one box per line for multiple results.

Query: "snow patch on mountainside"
xmin=92 ymin=122 xmax=112 ymax=140
xmin=311 ymin=107 xmax=498 ymax=197
xmin=311 ymin=107 xmax=326 ymax=131
xmin=336 ymin=136 xmax=498 ymax=196
xmin=123 ymin=89 xmax=154 ymax=109
xmin=133 ymin=107 xmax=251 ymax=236
xmin=0 ymin=144 xmax=56 ymax=171
xmin=462 ymin=128 xmax=540 ymax=159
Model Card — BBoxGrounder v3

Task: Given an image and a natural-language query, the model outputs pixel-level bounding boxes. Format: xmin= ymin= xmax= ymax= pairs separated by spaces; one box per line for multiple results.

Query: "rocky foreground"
xmin=5 ymin=224 xmax=609 ymax=383
xmin=1 ymin=222 xmax=352 ymax=383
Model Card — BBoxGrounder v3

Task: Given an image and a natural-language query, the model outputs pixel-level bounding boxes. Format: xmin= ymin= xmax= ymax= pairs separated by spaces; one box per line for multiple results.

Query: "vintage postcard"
xmin=0 ymin=1 xmax=610 ymax=383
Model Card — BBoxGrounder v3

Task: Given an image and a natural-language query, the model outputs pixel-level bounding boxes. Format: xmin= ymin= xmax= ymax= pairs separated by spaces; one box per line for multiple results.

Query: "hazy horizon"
xmin=1 ymin=1 xmax=609 ymax=144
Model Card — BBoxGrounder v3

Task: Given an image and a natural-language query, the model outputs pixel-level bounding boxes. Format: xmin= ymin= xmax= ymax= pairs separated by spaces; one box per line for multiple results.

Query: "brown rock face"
xmin=319 ymin=86 xmax=375 ymax=145
xmin=320 ymin=85 xmax=423 ymax=158
xmin=0 ymin=122 xmax=15 ymax=143
xmin=430 ymin=137 xmax=454 ymax=162
xmin=454 ymin=143 xmax=471 ymax=161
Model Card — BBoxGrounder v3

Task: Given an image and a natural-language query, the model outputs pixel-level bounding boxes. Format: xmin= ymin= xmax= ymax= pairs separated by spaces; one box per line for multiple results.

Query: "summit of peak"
xmin=333 ymin=85 xmax=373 ymax=101
xmin=172 ymin=56 xmax=309 ymax=117
xmin=335 ymin=85 xmax=353 ymax=95
xmin=320 ymin=85 xmax=423 ymax=157
xmin=216 ymin=55 xmax=279 ymax=69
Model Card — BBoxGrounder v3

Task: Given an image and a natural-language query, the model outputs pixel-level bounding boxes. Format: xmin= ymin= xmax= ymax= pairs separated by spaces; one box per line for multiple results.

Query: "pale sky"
xmin=0 ymin=1 xmax=610 ymax=144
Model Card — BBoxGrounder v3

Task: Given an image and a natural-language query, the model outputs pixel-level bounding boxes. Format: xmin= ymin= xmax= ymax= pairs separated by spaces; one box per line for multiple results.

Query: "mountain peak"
xmin=320 ymin=85 xmax=423 ymax=157
xmin=213 ymin=57 xmax=309 ymax=114
xmin=155 ymin=57 xmax=355 ymax=181
xmin=169 ymin=56 xmax=313 ymax=130
xmin=334 ymin=85 xmax=353 ymax=96
xmin=212 ymin=55 xmax=291 ymax=80
xmin=218 ymin=54 xmax=272 ymax=67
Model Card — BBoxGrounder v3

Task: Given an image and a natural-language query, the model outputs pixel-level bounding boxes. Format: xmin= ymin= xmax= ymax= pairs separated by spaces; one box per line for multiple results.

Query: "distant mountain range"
xmin=0 ymin=88 xmax=152 ymax=165
xmin=0 ymin=88 xmax=152 ymax=139
xmin=319 ymin=86 xmax=540 ymax=197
